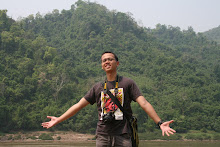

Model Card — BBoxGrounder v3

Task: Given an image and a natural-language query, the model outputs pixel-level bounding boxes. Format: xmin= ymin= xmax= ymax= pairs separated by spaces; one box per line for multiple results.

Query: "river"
xmin=0 ymin=140 xmax=220 ymax=147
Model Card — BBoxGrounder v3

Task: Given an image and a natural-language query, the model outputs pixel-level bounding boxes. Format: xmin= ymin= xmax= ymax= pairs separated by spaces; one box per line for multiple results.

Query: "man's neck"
xmin=106 ymin=72 xmax=117 ymax=81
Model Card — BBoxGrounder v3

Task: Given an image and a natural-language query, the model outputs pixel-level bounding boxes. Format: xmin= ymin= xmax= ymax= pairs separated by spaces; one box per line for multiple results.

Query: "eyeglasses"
xmin=102 ymin=58 xmax=115 ymax=63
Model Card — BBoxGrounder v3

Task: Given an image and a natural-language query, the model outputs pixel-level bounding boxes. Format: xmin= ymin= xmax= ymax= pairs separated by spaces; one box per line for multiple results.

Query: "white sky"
xmin=1 ymin=0 xmax=220 ymax=32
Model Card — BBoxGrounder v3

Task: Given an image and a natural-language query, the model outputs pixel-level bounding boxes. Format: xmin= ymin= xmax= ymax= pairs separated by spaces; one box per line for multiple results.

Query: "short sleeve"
xmin=129 ymin=80 xmax=142 ymax=101
xmin=84 ymin=82 xmax=102 ymax=105
xmin=84 ymin=86 xmax=96 ymax=105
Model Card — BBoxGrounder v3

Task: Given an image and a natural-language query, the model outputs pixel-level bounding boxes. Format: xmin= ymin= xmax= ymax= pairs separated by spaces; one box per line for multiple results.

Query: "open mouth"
xmin=105 ymin=64 xmax=111 ymax=68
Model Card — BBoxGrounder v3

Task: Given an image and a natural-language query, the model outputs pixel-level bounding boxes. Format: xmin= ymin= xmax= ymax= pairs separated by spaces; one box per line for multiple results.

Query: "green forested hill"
xmin=0 ymin=0 xmax=220 ymax=137
xmin=203 ymin=25 xmax=220 ymax=44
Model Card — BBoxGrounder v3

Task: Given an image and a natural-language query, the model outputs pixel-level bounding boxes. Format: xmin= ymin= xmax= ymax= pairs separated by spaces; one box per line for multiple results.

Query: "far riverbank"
xmin=0 ymin=131 xmax=95 ymax=142
xmin=1 ymin=130 xmax=220 ymax=142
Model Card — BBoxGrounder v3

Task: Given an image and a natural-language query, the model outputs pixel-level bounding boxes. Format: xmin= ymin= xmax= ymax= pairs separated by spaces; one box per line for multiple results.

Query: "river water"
xmin=0 ymin=141 xmax=220 ymax=147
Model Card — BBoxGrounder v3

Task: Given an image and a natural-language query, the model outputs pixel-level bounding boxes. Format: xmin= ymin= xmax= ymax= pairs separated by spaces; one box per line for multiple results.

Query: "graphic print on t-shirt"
xmin=100 ymin=88 xmax=124 ymax=120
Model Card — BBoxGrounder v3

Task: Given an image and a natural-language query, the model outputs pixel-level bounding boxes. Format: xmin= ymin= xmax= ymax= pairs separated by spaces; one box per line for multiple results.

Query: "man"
xmin=42 ymin=51 xmax=176 ymax=146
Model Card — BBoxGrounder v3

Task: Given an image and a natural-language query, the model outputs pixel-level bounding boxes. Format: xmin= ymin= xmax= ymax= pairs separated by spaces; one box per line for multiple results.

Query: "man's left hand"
xmin=160 ymin=120 xmax=176 ymax=136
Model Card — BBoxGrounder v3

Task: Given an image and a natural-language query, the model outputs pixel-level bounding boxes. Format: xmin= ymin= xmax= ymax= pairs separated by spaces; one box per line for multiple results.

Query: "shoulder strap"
xmin=104 ymin=75 xmax=119 ymax=95
xmin=106 ymin=89 xmax=137 ymax=147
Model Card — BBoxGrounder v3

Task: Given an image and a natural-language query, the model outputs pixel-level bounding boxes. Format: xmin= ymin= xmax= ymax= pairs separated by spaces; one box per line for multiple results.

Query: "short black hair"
xmin=101 ymin=51 xmax=119 ymax=61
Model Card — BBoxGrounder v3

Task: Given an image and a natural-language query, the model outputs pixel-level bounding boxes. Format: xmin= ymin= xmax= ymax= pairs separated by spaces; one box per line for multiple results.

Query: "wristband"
xmin=157 ymin=120 xmax=164 ymax=128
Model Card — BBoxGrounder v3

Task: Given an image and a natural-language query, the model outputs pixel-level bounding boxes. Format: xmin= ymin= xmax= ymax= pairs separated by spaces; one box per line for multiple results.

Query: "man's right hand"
xmin=41 ymin=116 xmax=59 ymax=129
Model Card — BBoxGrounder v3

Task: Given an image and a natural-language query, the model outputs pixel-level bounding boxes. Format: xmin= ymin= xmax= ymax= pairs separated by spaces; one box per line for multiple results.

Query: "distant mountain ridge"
xmin=203 ymin=25 xmax=220 ymax=44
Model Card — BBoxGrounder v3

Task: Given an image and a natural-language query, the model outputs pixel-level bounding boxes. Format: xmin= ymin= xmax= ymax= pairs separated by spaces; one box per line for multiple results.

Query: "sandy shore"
xmin=0 ymin=131 xmax=95 ymax=142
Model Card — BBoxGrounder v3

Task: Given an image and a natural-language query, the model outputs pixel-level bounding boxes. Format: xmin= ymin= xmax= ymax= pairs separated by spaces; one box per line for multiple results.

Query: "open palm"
xmin=160 ymin=120 xmax=176 ymax=136
xmin=41 ymin=116 xmax=59 ymax=129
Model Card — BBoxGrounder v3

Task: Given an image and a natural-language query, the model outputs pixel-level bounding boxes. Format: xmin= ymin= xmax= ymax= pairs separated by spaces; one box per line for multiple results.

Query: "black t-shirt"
xmin=84 ymin=76 xmax=142 ymax=135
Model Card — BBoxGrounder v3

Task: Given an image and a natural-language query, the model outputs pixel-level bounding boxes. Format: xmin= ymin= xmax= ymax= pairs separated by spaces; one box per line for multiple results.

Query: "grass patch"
xmin=0 ymin=132 xmax=5 ymax=136
xmin=139 ymin=130 xmax=220 ymax=140
xmin=182 ymin=130 xmax=220 ymax=140
xmin=139 ymin=130 xmax=182 ymax=140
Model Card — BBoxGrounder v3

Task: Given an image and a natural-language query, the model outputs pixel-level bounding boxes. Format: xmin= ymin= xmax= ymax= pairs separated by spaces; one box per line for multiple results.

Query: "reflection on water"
xmin=0 ymin=141 xmax=220 ymax=147
xmin=0 ymin=141 xmax=96 ymax=147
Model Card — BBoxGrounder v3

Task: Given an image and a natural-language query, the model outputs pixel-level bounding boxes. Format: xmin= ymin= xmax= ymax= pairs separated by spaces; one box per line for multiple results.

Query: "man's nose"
xmin=105 ymin=58 xmax=111 ymax=63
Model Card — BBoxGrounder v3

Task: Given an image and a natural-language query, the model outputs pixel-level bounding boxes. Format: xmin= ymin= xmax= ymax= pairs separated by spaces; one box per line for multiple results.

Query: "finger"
xmin=43 ymin=125 xmax=51 ymax=129
xmin=162 ymin=130 xmax=165 ymax=136
xmin=168 ymin=130 xmax=174 ymax=135
xmin=42 ymin=124 xmax=48 ymax=128
xmin=166 ymin=120 xmax=174 ymax=124
xmin=41 ymin=122 xmax=50 ymax=127
xmin=41 ymin=124 xmax=48 ymax=128
xmin=46 ymin=124 xmax=52 ymax=129
xmin=41 ymin=122 xmax=49 ymax=126
xmin=170 ymin=128 xmax=176 ymax=133
xmin=165 ymin=131 xmax=170 ymax=136
xmin=47 ymin=116 xmax=54 ymax=119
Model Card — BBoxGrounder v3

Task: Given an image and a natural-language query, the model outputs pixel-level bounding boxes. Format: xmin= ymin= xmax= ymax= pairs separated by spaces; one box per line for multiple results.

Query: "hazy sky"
xmin=1 ymin=0 xmax=220 ymax=32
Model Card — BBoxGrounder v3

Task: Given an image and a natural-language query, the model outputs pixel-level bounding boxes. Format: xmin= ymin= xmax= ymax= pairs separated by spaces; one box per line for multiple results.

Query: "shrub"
xmin=27 ymin=136 xmax=37 ymax=140
xmin=7 ymin=135 xmax=13 ymax=140
xmin=200 ymin=128 xmax=207 ymax=133
xmin=0 ymin=132 xmax=5 ymax=136
xmin=39 ymin=133 xmax=54 ymax=140
xmin=213 ymin=134 xmax=220 ymax=140
xmin=138 ymin=131 xmax=161 ymax=140
xmin=57 ymin=136 xmax=61 ymax=140
xmin=203 ymin=134 xmax=211 ymax=140
xmin=185 ymin=134 xmax=196 ymax=140
xmin=14 ymin=135 xmax=22 ymax=140
xmin=161 ymin=134 xmax=182 ymax=140
xmin=185 ymin=133 xmax=211 ymax=140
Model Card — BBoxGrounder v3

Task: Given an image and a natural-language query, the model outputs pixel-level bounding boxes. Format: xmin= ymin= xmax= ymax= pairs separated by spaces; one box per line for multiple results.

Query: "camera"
xmin=102 ymin=112 xmax=115 ymax=124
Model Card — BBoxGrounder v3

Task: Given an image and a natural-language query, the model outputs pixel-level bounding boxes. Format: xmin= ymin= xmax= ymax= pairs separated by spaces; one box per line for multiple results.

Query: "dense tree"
xmin=204 ymin=25 xmax=220 ymax=44
xmin=0 ymin=0 xmax=220 ymax=136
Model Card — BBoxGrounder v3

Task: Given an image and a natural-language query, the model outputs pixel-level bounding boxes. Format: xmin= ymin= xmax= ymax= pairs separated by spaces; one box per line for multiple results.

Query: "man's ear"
xmin=116 ymin=61 xmax=119 ymax=67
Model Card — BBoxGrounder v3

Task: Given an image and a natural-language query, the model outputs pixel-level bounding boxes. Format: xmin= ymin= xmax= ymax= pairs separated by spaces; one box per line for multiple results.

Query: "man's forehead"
xmin=101 ymin=53 xmax=114 ymax=59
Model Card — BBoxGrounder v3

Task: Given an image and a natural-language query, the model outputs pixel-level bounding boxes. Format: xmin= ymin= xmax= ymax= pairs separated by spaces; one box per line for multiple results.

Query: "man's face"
xmin=101 ymin=53 xmax=119 ymax=73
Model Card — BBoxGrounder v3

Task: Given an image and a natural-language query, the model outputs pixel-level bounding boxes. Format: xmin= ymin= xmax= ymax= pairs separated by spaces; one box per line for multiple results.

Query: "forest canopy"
xmin=0 ymin=0 xmax=220 ymax=135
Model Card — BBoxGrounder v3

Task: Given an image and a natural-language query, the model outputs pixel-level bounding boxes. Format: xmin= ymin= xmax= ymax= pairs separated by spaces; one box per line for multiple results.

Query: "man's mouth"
xmin=105 ymin=64 xmax=111 ymax=68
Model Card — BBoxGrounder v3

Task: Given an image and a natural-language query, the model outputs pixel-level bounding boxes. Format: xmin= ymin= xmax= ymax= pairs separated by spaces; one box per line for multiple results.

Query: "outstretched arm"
xmin=41 ymin=97 xmax=89 ymax=129
xmin=136 ymin=96 xmax=176 ymax=136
